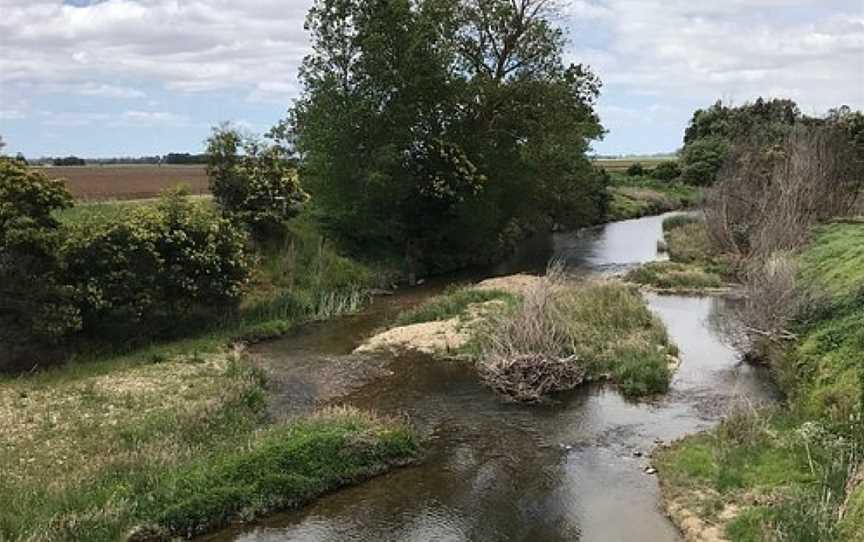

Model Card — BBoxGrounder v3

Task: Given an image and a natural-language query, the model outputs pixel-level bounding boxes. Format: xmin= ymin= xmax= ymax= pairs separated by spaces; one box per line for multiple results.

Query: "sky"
xmin=1 ymin=0 xmax=862 ymax=158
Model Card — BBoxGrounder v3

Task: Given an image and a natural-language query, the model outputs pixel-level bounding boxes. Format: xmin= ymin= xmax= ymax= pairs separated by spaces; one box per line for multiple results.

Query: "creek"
xmin=207 ymin=213 xmax=778 ymax=542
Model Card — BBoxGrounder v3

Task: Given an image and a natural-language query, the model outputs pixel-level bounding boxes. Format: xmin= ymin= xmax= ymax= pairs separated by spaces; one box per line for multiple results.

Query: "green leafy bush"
xmin=62 ymin=189 xmax=251 ymax=338
xmin=626 ymin=162 xmax=646 ymax=176
xmin=0 ymin=160 xmax=80 ymax=367
xmin=652 ymin=160 xmax=681 ymax=181
xmin=680 ymin=137 xmax=728 ymax=185
xmin=207 ymin=125 xmax=307 ymax=241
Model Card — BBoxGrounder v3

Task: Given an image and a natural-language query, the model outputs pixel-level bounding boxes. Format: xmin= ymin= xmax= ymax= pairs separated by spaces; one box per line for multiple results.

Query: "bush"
xmin=207 ymin=125 xmax=308 ymax=242
xmin=652 ymin=160 xmax=681 ymax=181
xmin=680 ymin=137 xmax=728 ymax=185
xmin=626 ymin=162 xmax=646 ymax=176
xmin=62 ymin=189 xmax=251 ymax=338
xmin=661 ymin=213 xmax=700 ymax=232
xmin=0 ymin=161 xmax=79 ymax=367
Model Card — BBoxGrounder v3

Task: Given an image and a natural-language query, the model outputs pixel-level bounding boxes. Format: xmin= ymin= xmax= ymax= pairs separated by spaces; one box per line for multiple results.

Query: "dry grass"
xmin=34 ymin=165 xmax=209 ymax=201
xmin=0 ymin=347 xmax=416 ymax=540
xmin=475 ymin=265 xmax=676 ymax=401
xmin=0 ymin=347 xmax=255 ymax=488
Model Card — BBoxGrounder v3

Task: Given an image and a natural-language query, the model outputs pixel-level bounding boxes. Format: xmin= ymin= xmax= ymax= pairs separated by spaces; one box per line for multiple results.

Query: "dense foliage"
xmin=287 ymin=0 xmax=607 ymax=274
xmin=0 ymin=161 xmax=252 ymax=369
xmin=62 ymin=189 xmax=251 ymax=339
xmin=0 ymin=160 xmax=79 ymax=362
xmin=52 ymin=156 xmax=86 ymax=166
xmin=651 ymin=160 xmax=682 ymax=181
xmin=680 ymin=98 xmax=801 ymax=185
xmin=625 ymin=162 xmax=646 ymax=176
xmin=207 ymin=125 xmax=308 ymax=241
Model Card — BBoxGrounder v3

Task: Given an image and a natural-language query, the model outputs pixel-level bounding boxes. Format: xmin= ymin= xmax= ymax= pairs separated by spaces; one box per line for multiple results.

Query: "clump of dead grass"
xmin=475 ymin=263 xmax=675 ymax=401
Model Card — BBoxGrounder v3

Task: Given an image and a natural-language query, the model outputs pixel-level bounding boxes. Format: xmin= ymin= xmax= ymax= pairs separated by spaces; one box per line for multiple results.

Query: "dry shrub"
xmin=738 ymin=253 xmax=809 ymax=342
xmin=476 ymin=263 xmax=672 ymax=401
xmin=705 ymin=124 xmax=863 ymax=260
xmin=476 ymin=264 xmax=583 ymax=402
xmin=705 ymin=124 xmax=862 ymax=354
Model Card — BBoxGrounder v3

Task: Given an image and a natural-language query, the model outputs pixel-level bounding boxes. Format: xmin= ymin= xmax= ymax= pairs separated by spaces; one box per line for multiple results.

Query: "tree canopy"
xmin=284 ymin=0 xmax=607 ymax=273
xmin=681 ymin=98 xmax=864 ymax=186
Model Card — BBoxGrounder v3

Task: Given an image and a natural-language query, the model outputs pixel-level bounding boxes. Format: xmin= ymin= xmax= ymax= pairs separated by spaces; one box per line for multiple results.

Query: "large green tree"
xmin=286 ymin=0 xmax=606 ymax=274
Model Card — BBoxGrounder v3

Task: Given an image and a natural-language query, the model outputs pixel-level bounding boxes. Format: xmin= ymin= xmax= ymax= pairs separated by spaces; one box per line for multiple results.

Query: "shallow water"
xmin=209 ymin=212 xmax=776 ymax=542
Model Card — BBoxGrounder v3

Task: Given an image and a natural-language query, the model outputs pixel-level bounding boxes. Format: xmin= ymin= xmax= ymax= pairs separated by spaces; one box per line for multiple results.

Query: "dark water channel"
xmin=209 ymin=213 xmax=778 ymax=542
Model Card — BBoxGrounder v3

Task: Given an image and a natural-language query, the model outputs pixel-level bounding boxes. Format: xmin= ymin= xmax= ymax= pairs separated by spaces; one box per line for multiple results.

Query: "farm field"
xmin=592 ymin=157 xmax=676 ymax=173
xmin=33 ymin=164 xmax=209 ymax=200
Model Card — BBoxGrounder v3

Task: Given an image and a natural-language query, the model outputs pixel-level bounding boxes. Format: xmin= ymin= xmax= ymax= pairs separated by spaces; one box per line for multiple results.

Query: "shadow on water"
xmin=207 ymin=212 xmax=777 ymax=542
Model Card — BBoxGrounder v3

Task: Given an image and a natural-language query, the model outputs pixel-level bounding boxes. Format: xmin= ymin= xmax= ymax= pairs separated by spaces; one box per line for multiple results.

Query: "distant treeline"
xmin=29 ymin=153 xmax=210 ymax=166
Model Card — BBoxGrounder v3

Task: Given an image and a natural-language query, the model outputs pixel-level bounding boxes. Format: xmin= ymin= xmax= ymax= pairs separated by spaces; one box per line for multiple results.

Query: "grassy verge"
xmin=626 ymin=261 xmax=723 ymax=291
xmin=0 ymin=350 xmax=416 ymax=541
xmin=606 ymin=174 xmax=701 ymax=222
xmin=626 ymin=215 xmax=731 ymax=293
xmin=654 ymin=223 xmax=864 ymax=541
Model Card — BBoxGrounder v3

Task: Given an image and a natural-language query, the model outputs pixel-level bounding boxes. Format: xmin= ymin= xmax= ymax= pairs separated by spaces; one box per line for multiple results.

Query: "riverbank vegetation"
xmin=0 ymin=347 xmax=417 ymax=540
xmin=655 ymin=107 xmax=864 ymax=541
xmin=368 ymin=269 xmax=677 ymax=402
xmin=2 ymin=0 xmax=627 ymax=536
xmin=607 ymin=175 xmax=701 ymax=222
xmin=625 ymin=214 xmax=730 ymax=292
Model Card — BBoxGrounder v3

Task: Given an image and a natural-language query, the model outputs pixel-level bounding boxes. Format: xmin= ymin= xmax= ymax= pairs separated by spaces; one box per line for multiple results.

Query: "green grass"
xmin=394 ymin=285 xmax=518 ymax=326
xmin=655 ymin=223 xmax=864 ymax=541
xmin=662 ymin=214 xmax=702 ymax=232
xmin=625 ymin=261 xmax=723 ymax=291
xmin=797 ymin=224 xmax=864 ymax=300
xmin=840 ymin=484 xmax=864 ymax=541
xmin=626 ymin=216 xmax=730 ymax=292
xmin=0 ymin=351 xmax=417 ymax=541
xmin=0 ymin=201 xmax=416 ymax=539
xmin=606 ymin=175 xmax=701 ymax=221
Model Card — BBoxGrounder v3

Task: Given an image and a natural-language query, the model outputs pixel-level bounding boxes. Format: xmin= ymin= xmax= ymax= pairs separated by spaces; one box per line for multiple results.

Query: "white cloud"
xmin=77 ymin=83 xmax=146 ymax=99
xmin=36 ymin=109 xmax=189 ymax=127
xmin=1 ymin=0 xmax=862 ymax=154
xmin=109 ymin=110 xmax=189 ymax=127
xmin=567 ymin=1 xmax=864 ymax=112
xmin=0 ymin=0 xmax=311 ymax=102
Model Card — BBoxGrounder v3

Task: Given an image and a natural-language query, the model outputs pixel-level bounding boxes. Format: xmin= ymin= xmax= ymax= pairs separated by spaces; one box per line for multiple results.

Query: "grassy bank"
xmin=0 ymin=200 xmax=417 ymax=540
xmin=606 ymin=174 xmax=701 ymax=222
xmin=0 ymin=348 xmax=417 ymax=541
xmin=654 ymin=223 xmax=864 ymax=541
xmin=625 ymin=215 xmax=731 ymax=292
